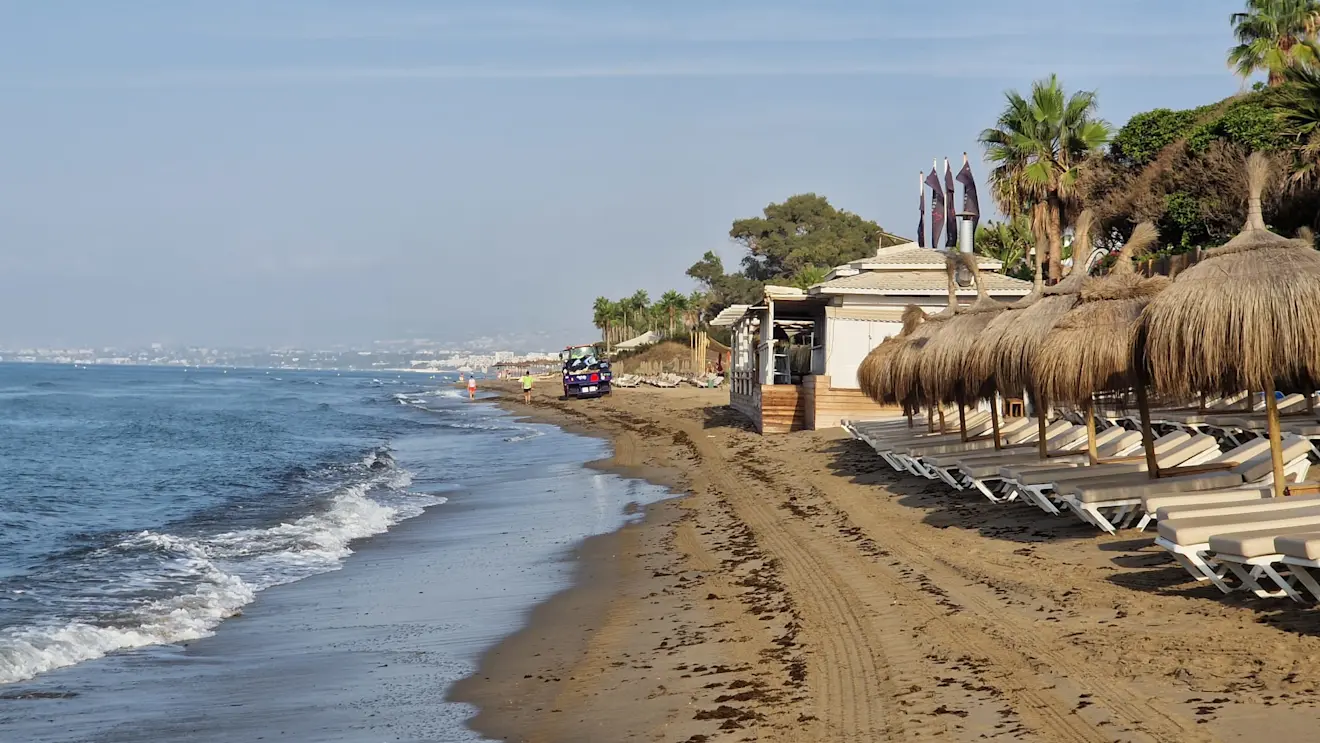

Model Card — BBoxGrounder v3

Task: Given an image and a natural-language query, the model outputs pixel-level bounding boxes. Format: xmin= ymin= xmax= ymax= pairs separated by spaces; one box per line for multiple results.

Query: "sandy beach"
xmin=455 ymin=381 xmax=1320 ymax=743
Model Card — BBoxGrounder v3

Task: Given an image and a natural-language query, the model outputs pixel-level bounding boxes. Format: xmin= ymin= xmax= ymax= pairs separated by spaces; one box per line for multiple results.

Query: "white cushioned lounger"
xmin=1156 ymin=498 xmax=1320 ymax=592
xmin=1058 ymin=438 xmax=1310 ymax=534
xmin=1013 ymin=434 xmax=1218 ymax=517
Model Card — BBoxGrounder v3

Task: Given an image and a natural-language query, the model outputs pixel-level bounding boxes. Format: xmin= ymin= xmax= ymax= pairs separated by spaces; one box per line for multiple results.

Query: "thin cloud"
xmin=206 ymin=5 xmax=1219 ymax=44
xmin=5 ymin=60 xmax=1229 ymax=90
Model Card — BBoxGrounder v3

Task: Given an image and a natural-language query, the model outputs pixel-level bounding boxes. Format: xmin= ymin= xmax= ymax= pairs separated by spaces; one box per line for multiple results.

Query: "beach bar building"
xmin=713 ymin=243 xmax=1032 ymax=433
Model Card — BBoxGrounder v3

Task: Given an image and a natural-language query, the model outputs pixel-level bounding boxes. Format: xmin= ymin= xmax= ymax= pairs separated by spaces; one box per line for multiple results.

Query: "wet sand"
xmin=455 ymin=381 xmax=1320 ymax=743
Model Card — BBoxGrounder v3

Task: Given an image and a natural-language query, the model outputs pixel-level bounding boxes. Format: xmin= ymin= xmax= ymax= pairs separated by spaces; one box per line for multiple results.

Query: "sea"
xmin=0 ymin=364 xmax=668 ymax=742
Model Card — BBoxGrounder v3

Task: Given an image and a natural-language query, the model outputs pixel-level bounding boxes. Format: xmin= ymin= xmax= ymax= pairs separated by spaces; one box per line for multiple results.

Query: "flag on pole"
xmin=917 ymin=172 xmax=926 ymax=248
xmin=924 ymin=163 xmax=943 ymax=252
xmin=943 ymin=158 xmax=957 ymax=248
xmin=956 ymin=152 xmax=981 ymax=233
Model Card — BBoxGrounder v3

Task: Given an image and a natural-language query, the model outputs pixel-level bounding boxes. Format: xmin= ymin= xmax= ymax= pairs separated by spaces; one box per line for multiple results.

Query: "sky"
xmin=0 ymin=0 xmax=1250 ymax=348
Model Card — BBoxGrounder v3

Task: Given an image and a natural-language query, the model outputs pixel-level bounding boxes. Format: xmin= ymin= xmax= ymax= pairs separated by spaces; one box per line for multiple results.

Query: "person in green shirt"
xmin=520 ymin=371 xmax=534 ymax=403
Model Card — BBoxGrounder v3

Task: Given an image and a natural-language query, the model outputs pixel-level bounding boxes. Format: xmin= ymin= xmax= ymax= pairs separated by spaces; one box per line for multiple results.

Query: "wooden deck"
xmin=803 ymin=375 xmax=901 ymax=430
xmin=730 ymin=384 xmax=807 ymax=433
xmin=730 ymin=375 xmax=899 ymax=434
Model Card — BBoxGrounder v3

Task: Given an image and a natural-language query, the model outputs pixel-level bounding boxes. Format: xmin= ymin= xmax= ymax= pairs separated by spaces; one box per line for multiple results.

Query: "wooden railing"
xmin=731 ymin=370 xmax=756 ymax=397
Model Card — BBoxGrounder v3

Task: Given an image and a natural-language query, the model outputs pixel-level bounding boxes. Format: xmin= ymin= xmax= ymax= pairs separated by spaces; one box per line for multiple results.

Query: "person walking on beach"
xmin=520 ymin=370 xmax=534 ymax=403
xmin=467 ymin=374 xmax=477 ymax=400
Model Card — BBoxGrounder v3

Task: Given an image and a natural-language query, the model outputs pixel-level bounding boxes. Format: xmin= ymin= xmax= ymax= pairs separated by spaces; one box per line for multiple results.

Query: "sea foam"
xmin=0 ymin=464 xmax=442 ymax=686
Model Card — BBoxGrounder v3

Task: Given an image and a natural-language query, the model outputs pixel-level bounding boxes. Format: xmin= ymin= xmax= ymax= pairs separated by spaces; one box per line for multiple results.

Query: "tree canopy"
xmin=1080 ymin=85 xmax=1317 ymax=252
xmin=729 ymin=194 xmax=903 ymax=281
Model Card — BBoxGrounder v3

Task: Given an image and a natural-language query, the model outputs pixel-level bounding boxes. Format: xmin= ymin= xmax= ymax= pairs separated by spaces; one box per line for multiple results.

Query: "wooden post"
xmin=906 ymin=410 xmax=914 ymax=429
xmin=937 ymin=407 xmax=947 ymax=434
xmin=1198 ymin=391 xmax=1206 ymax=413
xmin=1134 ymin=382 xmax=1160 ymax=479
xmin=1030 ymin=387 xmax=1047 ymax=457
xmin=1308 ymin=392 xmax=1315 ymax=415
xmin=1036 ymin=411 xmax=1048 ymax=458
xmin=957 ymin=403 xmax=968 ymax=443
xmin=990 ymin=396 xmax=1002 ymax=450
xmin=927 ymin=406 xmax=935 ymax=433
xmin=1084 ymin=397 xmax=1099 ymax=465
xmin=1265 ymin=382 xmax=1287 ymax=498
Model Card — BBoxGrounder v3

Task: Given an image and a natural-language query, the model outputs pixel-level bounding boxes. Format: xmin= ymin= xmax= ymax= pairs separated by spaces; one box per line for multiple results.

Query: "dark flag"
xmin=924 ymin=163 xmax=943 ymax=251
xmin=956 ymin=152 xmax=981 ymax=233
xmin=917 ymin=172 xmax=926 ymax=248
xmin=943 ymin=157 xmax=957 ymax=248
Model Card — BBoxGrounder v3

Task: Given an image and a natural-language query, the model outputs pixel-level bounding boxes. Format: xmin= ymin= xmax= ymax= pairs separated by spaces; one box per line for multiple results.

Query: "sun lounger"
xmin=1008 ymin=433 xmax=1217 ymax=516
xmin=849 ymin=414 xmax=997 ymax=473
xmin=1057 ymin=438 xmax=1310 ymax=534
xmin=1155 ymin=480 xmax=1320 ymax=592
xmin=920 ymin=421 xmax=1097 ymax=491
xmin=1204 ymin=524 xmax=1320 ymax=600
xmin=947 ymin=428 xmax=1142 ymax=503
xmin=899 ymin=420 xmax=1069 ymax=482
xmin=1274 ymin=532 xmax=1320 ymax=602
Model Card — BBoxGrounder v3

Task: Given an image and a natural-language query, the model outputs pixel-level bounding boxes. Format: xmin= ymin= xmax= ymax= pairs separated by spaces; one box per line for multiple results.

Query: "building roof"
xmin=810 ymin=269 xmax=1031 ymax=297
xmin=614 ymin=330 xmax=662 ymax=350
xmin=710 ymin=304 xmax=753 ymax=327
xmin=825 ymin=244 xmax=1001 ymax=279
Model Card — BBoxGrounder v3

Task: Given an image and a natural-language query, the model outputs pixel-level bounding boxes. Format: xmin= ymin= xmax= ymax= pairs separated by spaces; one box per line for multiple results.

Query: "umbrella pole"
xmin=906 ymin=409 xmax=914 ymax=429
xmin=1030 ymin=387 xmax=1047 ymax=458
xmin=957 ymin=403 xmax=968 ymax=443
xmin=927 ymin=406 xmax=935 ymax=433
xmin=1308 ymin=392 xmax=1315 ymax=415
xmin=938 ymin=407 xmax=947 ymax=434
xmin=1084 ymin=398 xmax=1098 ymax=465
xmin=1198 ymin=391 xmax=1206 ymax=413
xmin=1134 ymin=382 xmax=1160 ymax=478
xmin=1265 ymin=382 xmax=1287 ymax=498
xmin=990 ymin=396 xmax=1002 ymax=450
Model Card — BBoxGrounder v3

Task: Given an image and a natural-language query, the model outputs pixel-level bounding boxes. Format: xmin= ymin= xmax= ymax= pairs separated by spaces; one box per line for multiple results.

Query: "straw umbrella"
xmin=888 ymin=254 xmax=963 ymax=432
xmin=920 ymin=252 xmax=1014 ymax=444
xmin=1140 ymin=152 xmax=1320 ymax=496
xmin=857 ymin=304 xmax=925 ymax=426
xmin=1034 ymin=223 xmax=1167 ymax=463
xmin=979 ymin=210 xmax=1096 ymax=454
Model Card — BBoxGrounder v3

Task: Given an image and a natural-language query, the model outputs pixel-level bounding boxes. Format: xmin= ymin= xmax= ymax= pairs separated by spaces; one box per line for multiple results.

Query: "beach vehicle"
xmin=560 ymin=344 xmax=612 ymax=399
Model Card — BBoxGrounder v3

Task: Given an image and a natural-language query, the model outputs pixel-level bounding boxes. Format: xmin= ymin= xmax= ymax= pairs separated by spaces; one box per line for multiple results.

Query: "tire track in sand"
xmin=677 ymin=420 xmax=1152 ymax=743
xmin=674 ymin=426 xmax=907 ymax=742
xmin=792 ymin=454 xmax=1222 ymax=743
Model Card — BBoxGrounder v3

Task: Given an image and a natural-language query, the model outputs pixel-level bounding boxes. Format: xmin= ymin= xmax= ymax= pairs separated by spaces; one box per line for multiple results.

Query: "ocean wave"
xmin=0 ymin=456 xmax=442 ymax=686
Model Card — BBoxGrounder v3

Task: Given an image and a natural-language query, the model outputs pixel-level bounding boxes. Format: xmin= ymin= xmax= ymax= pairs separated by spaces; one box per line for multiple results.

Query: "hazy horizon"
xmin=2 ymin=1 xmax=1245 ymax=348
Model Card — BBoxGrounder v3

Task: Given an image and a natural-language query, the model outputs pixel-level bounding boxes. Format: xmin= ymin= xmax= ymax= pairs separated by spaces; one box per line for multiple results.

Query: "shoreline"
xmin=453 ymin=381 xmax=1320 ymax=743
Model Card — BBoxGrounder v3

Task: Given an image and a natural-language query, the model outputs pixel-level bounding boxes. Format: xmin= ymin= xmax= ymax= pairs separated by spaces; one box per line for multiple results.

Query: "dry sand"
xmin=451 ymin=382 xmax=1320 ymax=742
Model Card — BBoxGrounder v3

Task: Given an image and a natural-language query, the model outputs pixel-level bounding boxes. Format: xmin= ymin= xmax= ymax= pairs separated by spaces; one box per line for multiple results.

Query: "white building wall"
xmin=825 ymin=317 xmax=903 ymax=389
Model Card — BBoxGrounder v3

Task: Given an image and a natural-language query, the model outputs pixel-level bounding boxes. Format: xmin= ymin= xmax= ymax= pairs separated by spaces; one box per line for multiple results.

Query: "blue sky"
xmin=0 ymin=0 xmax=1247 ymax=347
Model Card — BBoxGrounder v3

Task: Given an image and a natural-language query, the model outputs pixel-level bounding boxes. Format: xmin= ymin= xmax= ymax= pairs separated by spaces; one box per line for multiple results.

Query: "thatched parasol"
xmin=989 ymin=210 xmax=1095 ymax=400
xmin=1036 ymin=223 xmax=1167 ymax=407
xmin=1140 ymin=152 xmax=1320 ymax=496
xmin=888 ymin=254 xmax=962 ymax=412
xmin=1034 ymin=223 xmax=1168 ymax=462
xmin=920 ymin=252 xmax=1009 ymax=406
xmin=856 ymin=304 xmax=925 ymax=403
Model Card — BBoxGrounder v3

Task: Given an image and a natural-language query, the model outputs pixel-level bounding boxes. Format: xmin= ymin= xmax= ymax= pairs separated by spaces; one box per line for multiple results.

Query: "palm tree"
xmin=974 ymin=216 xmax=1034 ymax=277
xmin=789 ymin=265 xmax=829 ymax=291
xmin=656 ymin=290 xmax=687 ymax=336
xmin=592 ymin=296 xmax=612 ymax=344
xmin=1274 ymin=61 xmax=1320 ymax=184
xmin=979 ymin=74 xmax=1112 ymax=281
xmin=1229 ymin=0 xmax=1320 ymax=86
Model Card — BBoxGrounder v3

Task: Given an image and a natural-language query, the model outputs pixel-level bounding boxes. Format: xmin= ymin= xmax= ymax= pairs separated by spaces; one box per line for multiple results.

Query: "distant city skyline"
xmin=1 ymin=1 xmax=1245 ymax=347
